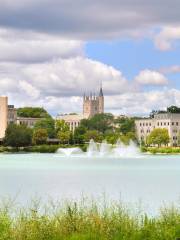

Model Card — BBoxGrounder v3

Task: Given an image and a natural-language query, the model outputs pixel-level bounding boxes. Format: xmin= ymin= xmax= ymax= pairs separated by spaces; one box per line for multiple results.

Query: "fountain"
xmin=56 ymin=147 xmax=83 ymax=157
xmin=56 ymin=139 xmax=141 ymax=158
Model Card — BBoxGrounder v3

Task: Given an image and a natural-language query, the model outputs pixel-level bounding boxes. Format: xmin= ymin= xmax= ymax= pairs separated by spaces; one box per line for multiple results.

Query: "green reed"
xmin=0 ymin=198 xmax=180 ymax=240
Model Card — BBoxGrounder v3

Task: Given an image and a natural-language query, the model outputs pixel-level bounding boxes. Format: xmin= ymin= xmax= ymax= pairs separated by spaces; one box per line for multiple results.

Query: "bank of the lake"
xmin=0 ymin=144 xmax=88 ymax=153
xmin=142 ymin=146 xmax=180 ymax=154
xmin=1 ymin=144 xmax=180 ymax=155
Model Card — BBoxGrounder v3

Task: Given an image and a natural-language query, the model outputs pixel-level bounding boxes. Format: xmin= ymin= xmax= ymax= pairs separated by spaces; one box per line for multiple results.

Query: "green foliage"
xmin=17 ymin=107 xmax=51 ymax=118
xmin=115 ymin=117 xmax=135 ymax=134
xmin=147 ymin=128 xmax=170 ymax=147
xmin=32 ymin=129 xmax=48 ymax=145
xmin=81 ymin=113 xmax=114 ymax=133
xmin=145 ymin=147 xmax=180 ymax=154
xmin=74 ymin=126 xmax=87 ymax=144
xmin=0 ymin=201 xmax=180 ymax=239
xmin=57 ymin=131 xmax=71 ymax=144
xmin=56 ymin=120 xmax=69 ymax=133
xmin=167 ymin=105 xmax=180 ymax=113
xmin=84 ymin=130 xmax=103 ymax=142
xmin=4 ymin=124 xmax=32 ymax=148
xmin=34 ymin=118 xmax=55 ymax=138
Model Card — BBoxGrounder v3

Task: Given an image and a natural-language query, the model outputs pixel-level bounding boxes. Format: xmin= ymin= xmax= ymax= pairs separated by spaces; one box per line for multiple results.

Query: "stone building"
xmin=58 ymin=86 xmax=105 ymax=132
xmin=83 ymin=87 xmax=104 ymax=118
xmin=16 ymin=117 xmax=42 ymax=128
xmin=0 ymin=97 xmax=8 ymax=139
xmin=135 ymin=112 xmax=180 ymax=146
xmin=56 ymin=114 xmax=84 ymax=132
xmin=8 ymin=105 xmax=17 ymax=124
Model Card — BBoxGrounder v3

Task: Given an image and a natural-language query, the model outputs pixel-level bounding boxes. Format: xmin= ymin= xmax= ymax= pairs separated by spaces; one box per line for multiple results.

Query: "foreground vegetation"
xmin=0 ymin=200 xmax=180 ymax=240
xmin=142 ymin=146 xmax=180 ymax=154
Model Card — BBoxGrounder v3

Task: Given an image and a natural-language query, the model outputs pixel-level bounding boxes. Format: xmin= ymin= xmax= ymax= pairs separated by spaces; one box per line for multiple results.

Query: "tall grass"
xmin=0 ymin=199 xmax=180 ymax=240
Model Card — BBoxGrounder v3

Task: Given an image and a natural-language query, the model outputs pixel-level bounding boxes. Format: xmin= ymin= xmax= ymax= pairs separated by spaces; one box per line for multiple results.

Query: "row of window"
xmin=140 ymin=122 xmax=179 ymax=127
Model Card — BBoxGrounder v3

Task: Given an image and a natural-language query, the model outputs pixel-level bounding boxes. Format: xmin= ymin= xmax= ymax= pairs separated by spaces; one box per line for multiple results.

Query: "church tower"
xmin=98 ymin=86 xmax=104 ymax=114
xmin=83 ymin=86 xmax=104 ymax=118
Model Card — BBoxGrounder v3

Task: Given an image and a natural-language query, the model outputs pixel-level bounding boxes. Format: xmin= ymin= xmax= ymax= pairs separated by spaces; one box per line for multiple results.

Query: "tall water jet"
xmin=113 ymin=139 xmax=140 ymax=157
xmin=87 ymin=139 xmax=98 ymax=157
xmin=99 ymin=140 xmax=112 ymax=156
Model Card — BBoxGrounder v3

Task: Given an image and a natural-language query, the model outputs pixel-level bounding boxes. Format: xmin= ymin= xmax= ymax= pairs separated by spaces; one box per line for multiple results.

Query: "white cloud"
xmin=0 ymin=57 xmax=130 ymax=114
xmin=154 ymin=26 xmax=180 ymax=51
xmin=105 ymin=88 xmax=180 ymax=116
xmin=159 ymin=65 xmax=180 ymax=74
xmin=0 ymin=58 xmax=177 ymax=116
xmin=135 ymin=69 xmax=168 ymax=86
xmin=0 ymin=28 xmax=84 ymax=62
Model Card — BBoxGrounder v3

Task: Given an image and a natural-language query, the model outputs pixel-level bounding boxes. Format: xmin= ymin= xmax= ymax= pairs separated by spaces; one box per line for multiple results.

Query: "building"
xmin=83 ymin=87 xmax=104 ymax=118
xmin=135 ymin=112 xmax=180 ymax=146
xmin=0 ymin=97 xmax=8 ymax=139
xmin=56 ymin=114 xmax=84 ymax=132
xmin=58 ymin=86 xmax=105 ymax=132
xmin=8 ymin=105 xmax=17 ymax=124
xmin=0 ymin=96 xmax=45 ymax=139
xmin=16 ymin=117 xmax=42 ymax=128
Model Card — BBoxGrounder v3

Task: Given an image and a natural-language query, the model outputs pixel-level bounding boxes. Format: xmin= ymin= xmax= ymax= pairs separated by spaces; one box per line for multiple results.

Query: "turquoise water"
xmin=1 ymin=153 xmax=180 ymax=214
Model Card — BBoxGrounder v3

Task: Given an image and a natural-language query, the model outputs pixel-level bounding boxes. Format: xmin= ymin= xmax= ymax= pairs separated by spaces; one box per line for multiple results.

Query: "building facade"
xmin=16 ymin=117 xmax=42 ymax=128
xmin=8 ymin=105 xmax=17 ymax=124
xmin=56 ymin=114 xmax=84 ymax=132
xmin=135 ymin=113 xmax=180 ymax=146
xmin=0 ymin=97 xmax=8 ymax=139
xmin=83 ymin=87 xmax=104 ymax=118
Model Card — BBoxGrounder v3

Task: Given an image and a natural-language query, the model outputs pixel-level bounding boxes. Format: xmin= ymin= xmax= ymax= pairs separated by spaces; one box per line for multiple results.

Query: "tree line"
xmin=4 ymin=108 xmax=137 ymax=148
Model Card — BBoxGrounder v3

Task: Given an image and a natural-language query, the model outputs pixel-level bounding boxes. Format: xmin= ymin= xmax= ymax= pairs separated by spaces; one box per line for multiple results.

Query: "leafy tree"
xmin=17 ymin=107 xmax=51 ymax=118
xmin=34 ymin=118 xmax=55 ymax=138
xmin=57 ymin=131 xmax=71 ymax=144
xmin=84 ymin=130 xmax=103 ymax=142
xmin=81 ymin=113 xmax=114 ymax=133
xmin=115 ymin=117 xmax=135 ymax=134
xmin=167 ymin=106 xmax=180 ymax=113
xmin=32 ymin=129 xmax=48 ymax=145
xmin=4 ymin=124 xmax=32 ymax=148
xmin=55 ymin=120 xmax=69 ymax=133
xmin=74 ymin=126 xmax=87 ymax=144
xmin=105 ymin=132 xmax=120 ymax=145
xmin=146 ymin=128 xmax=170 ymax=147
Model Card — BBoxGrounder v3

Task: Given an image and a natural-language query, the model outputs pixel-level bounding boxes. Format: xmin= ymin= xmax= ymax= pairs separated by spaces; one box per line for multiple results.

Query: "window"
xmin=172 ymin=122 xmax=174 ymax=126
xmin=140 ymin=123 xmax=142 ymax=126
xmin=176 ymin=122 xmax=178 ymax=126
xmin=164 ymin=122 xmax=166 ymax=126
xmin=149 ymin=123 xmax=151 ymax=126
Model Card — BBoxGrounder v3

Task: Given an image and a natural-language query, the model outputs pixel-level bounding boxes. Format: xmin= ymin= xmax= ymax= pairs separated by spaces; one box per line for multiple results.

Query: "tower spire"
xmin=99 ymin=81 xmax=103 ymax=97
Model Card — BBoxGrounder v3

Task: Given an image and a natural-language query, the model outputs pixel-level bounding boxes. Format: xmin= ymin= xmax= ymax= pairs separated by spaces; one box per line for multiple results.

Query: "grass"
xmin=141 ymin=146 xmax=180 ymax=154
xmin=0 ymin=199 xmax=180 ymax=240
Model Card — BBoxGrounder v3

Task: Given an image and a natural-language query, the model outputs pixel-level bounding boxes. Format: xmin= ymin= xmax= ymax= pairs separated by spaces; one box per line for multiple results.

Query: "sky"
xmin=0 ymin=0 xmax=180 ymax=116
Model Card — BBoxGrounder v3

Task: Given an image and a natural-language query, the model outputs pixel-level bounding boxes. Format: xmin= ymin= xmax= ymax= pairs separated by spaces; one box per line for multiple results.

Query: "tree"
xmin=4 ymin=124 xmax=32 ymax=148
xmin=81 ymin=113 xmax=114 ymax=133
xmin=115 ymin=117 xmax=135 ymax=134
xmin=84 ymin=130 xmax=103 ymax=142
xmin=32 ymin=129 xmax=48 ymax=145
xmin=146 ymin=128 xmax=170 ymax=147
xmin=55 ymin=120 xmax=69 ymax=133
xmin=57 ymin=131 xmax=71 ymax=144
xmin=17 ymin=107 xmax=51 ymax=118
xmin=74 ymin=125 xmax=87 ymax=144
xmin=34 ymin=118 xmax=55 ymax=138
xmin=167 ymin=106 xmax=180 ymax=113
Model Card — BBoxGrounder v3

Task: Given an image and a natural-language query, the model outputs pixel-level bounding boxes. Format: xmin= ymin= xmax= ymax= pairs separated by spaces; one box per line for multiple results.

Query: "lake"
xmin=1 ymin=153 xmax=180 ymax=214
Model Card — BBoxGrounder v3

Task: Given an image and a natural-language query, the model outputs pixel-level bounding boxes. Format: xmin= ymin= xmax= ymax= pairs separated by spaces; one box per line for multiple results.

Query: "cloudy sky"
xmin=0 ymin=0 xmax=180 ymax=116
